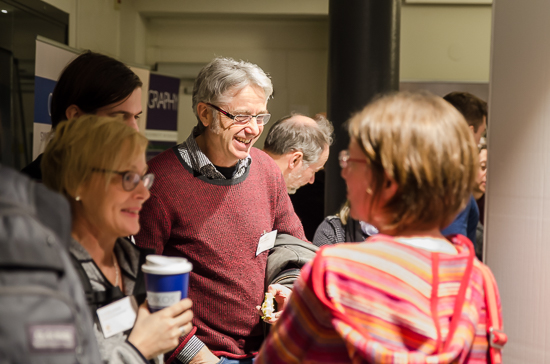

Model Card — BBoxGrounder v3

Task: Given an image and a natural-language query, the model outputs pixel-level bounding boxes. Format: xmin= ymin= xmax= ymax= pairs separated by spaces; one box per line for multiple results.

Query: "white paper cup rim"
xmin=142 ymin=255 xmax=192 ymax=275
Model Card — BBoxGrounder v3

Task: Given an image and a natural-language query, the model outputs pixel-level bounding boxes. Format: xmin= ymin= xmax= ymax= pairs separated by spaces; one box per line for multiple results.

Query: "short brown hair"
xmin=42 ymin=115 xmax=148 ymax=199
xmin=348 ymin=91 xmax=478 ymax=232
xmin=443 ymin=92 xmax=487 ymax=132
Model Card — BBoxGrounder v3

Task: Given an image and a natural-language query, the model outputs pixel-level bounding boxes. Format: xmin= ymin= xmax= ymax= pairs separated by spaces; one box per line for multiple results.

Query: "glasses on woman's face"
xmin=93 ymin=169 xmax=154 ymax=191
xmin=338 ymin=150 xmax=368 ymax=169
xmin=206 ymin=103 xmax=271 ymax=126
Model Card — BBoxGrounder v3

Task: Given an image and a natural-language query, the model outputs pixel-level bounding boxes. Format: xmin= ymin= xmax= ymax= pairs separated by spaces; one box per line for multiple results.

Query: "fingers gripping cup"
xmin=142 ymin=255 xmax=192 ymax=312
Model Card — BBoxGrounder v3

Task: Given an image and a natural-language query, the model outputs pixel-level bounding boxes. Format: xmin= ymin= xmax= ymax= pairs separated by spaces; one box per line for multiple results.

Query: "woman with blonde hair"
xmin=42 ymin=115 xmax=193 ymax=364
xmin=256 ymin=92 xmax=504 ymax=363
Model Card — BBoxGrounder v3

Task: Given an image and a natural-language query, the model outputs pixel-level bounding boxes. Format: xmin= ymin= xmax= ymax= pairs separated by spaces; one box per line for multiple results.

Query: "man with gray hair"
xmin=264 ymin=113 xmax=333 ymax=194
xmin=135 ymin=57 xmax=306 ymax=364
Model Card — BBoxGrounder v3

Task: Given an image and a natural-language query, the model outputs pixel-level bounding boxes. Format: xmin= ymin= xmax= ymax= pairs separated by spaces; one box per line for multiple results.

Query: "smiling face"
xmin=199 ymin=85 xmax=267 ymax=167
xmin=95 ymin=88 xmax=142 ymax=131
xmin=76 ymin=149 xmax=150 ymax=241
xmin=286 ymin=146 xmax=329 ymax=194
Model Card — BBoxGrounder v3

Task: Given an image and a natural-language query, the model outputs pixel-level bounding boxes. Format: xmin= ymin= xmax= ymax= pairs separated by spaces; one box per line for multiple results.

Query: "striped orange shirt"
xmin=256 ymin=234 xmax=499 ymax=364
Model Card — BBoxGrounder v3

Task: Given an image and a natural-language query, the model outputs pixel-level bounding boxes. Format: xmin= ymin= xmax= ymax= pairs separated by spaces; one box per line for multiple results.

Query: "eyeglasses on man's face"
xmin=206 ymin=103 xmax=271 ymax=126
xmin=93 ymin=169 xmax=155 ymax=191
xmin=338 ymin=150 xmax=368 ymax=169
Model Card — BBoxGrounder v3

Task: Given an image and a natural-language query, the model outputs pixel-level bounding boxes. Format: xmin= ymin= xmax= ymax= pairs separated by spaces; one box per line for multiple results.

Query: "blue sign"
xmin=34 ymin=76 xmax=57 ymax=125
xmin=146 ymin=73 xmax=180 ymax=131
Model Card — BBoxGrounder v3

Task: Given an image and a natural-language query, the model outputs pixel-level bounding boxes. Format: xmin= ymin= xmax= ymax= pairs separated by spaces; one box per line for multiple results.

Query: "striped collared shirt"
xmin=177 ymin=129 xmax=251 ymax=180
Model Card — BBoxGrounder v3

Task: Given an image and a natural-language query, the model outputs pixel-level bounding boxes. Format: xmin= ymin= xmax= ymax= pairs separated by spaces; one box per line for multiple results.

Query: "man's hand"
xmin=256 ymin=284 xmax=292 ymax=325
xmin=189 ymin=346 xmax=219 ymax=364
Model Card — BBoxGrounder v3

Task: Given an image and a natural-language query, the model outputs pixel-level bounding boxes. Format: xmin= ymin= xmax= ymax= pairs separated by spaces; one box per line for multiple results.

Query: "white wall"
xmin=487 ymin=0 xmax=550 ymax=362
xmin=41 ymin=0 xmax=493 ymax=144
xmin=42 ymin=0 xmax=146 ymax=63
xmin=43 ymin=0 xmax=493 ymax=83
xmin=400 ymin=5 xmax=492 ymax=82
xmin=145 ymin=4 xmax=492 ymax=143
xmin=133 ymin=0 xmax=328 ymax=17
xmin=145 ymin=17 xmax=329 ymax=144
xmin=40 ymin=0 xmax=77 ymax=48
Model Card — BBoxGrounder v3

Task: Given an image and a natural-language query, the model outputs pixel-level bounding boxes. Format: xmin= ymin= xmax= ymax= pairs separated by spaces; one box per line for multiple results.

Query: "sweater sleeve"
xmin=165 ymin=332 xmax=205 ymax=364
xmin=135 ymin=193 xmax=171 ymax=255
xmin=312 ymin=217 xmax=343 ymax=247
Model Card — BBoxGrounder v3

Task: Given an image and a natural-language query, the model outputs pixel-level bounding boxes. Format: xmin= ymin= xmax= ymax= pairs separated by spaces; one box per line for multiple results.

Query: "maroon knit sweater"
xmin=135 ymin=146 xmax=306 ymax=358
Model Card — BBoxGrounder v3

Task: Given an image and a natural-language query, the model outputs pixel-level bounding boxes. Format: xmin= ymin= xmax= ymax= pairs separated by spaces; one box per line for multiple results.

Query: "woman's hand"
xmin=128 ymin=298 xmax=193 ymax=359
xmin=256 ymin=284 xmax=292 ymax=325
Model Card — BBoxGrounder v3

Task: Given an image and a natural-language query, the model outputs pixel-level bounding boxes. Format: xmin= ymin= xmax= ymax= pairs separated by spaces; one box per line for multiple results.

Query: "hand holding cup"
xmin=128 ymin=298 xmax=193 ymax=359
xmin=142 ymin=255 xmax=192 ymax=312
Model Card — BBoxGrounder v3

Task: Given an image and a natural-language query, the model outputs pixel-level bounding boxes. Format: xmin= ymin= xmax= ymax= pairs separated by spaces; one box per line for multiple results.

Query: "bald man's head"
xmin=264 ymin=113 xmax=333 ymax=193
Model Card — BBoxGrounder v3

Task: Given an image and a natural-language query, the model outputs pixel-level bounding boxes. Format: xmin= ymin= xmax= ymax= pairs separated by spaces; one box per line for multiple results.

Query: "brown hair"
xmin=443 ymin=91 xmax=487 ymax=132
xmin=348 ymin=91 xmax=478 ymax=232
xmin=42 ymin=115 xmax=148 ymax=199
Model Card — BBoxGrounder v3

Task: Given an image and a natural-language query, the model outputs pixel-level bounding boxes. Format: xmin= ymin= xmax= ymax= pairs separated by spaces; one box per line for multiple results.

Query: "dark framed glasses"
xmin=93 ymin=169 xmax=154 ymax=191
xmin=206 ymin=103 xmax=271 ymax=126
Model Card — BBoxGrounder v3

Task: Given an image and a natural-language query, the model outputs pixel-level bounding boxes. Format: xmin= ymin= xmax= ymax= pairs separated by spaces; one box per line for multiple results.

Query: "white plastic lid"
xmin=142 ymin=255 xmax=193 ymax=275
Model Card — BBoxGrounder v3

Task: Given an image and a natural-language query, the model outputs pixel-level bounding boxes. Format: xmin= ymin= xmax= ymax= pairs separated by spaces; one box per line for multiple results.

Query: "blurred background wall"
xmin=41 ymin=0 xmax=492 ymax=144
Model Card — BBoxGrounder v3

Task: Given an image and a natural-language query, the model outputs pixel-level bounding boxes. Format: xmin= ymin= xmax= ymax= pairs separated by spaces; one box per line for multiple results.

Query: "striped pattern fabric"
xmin=177 ymin=129 xmax=250 ymax=180
xmin=256 ymin=234 xmax=498 ymax=364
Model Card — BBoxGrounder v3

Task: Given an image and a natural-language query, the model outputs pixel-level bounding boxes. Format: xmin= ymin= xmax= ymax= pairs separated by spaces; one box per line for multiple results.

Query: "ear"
xmin=65 ymin=105 xmax=83 ymax=120
xmin=197 ymin=102 xmax=213 ymax=127
xmin=468 ymin=124 xmax=475 ymax=134
xmin=288 ymin=151 xmax=304 ymax=170
xmin=379 ymin=175 xmax=399 ymax=206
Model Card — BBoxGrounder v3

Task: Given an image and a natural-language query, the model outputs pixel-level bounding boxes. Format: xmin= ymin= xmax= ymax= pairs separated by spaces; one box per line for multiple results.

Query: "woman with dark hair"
xmin=256 ymin=92 xmax=504 ymax=364
xmin=22 ymin=50 xmax=143 ymax=181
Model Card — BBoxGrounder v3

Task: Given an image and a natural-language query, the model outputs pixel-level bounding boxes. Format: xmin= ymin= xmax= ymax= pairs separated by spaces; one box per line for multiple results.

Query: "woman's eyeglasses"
xmin=338 ymin=150 xmax=368 ymax=169
xmin=93 ymin=169 xmax=154 ymax=191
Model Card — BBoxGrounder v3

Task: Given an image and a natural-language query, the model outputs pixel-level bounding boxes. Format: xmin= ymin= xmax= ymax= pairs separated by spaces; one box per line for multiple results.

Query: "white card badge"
xmin=96 ymin=296 xmax=138 ymax=339
xmin=256 ymin=230 xmax=277 ymax=256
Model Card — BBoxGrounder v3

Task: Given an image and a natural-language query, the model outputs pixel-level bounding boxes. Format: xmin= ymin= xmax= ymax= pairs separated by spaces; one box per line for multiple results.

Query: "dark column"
xmin=325 ymin=0 xmax=401 ymax=216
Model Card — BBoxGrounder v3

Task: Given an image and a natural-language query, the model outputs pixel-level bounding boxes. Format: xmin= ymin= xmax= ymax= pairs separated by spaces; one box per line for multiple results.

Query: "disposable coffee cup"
xmin=142 ymin=255 xmax=192 ymax=312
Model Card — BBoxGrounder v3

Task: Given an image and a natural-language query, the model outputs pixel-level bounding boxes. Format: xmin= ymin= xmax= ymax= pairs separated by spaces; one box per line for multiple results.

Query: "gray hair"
xmin=264 ymin=113 xmax=334 ymax=165
xmin=192 ymin=57 xmax=273 ymax=134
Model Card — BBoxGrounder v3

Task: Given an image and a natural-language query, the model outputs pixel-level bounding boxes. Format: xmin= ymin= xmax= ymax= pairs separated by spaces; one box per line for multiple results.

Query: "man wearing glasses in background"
xmin=135 ymin=57 xmax=306 ymax=364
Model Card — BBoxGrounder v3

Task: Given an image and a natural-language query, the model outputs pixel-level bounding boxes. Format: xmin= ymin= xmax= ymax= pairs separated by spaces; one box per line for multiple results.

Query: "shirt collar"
xmin=177 ymin=128 xmax=251 ymax=180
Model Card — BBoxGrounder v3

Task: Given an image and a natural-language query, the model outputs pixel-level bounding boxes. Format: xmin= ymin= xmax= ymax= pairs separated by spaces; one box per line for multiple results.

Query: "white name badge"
xmin=96 ymin=296 xmax=138 ymax=339
xmin=256 ymin=230 xmax=277 ymax=256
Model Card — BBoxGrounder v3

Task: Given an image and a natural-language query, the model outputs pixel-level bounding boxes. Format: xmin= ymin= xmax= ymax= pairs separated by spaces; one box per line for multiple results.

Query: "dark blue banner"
xmin=146 ymin=73 xmax=180 ymax=131
xmin=34 ymin=76 xmax=57 ymax=125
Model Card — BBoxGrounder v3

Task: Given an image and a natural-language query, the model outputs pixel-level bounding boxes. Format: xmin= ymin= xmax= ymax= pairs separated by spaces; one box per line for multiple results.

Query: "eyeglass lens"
xmin=233 ymin=114 xmax=271 ymax=125
xmin=122 ymin=172 xmax=154 ymax=191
